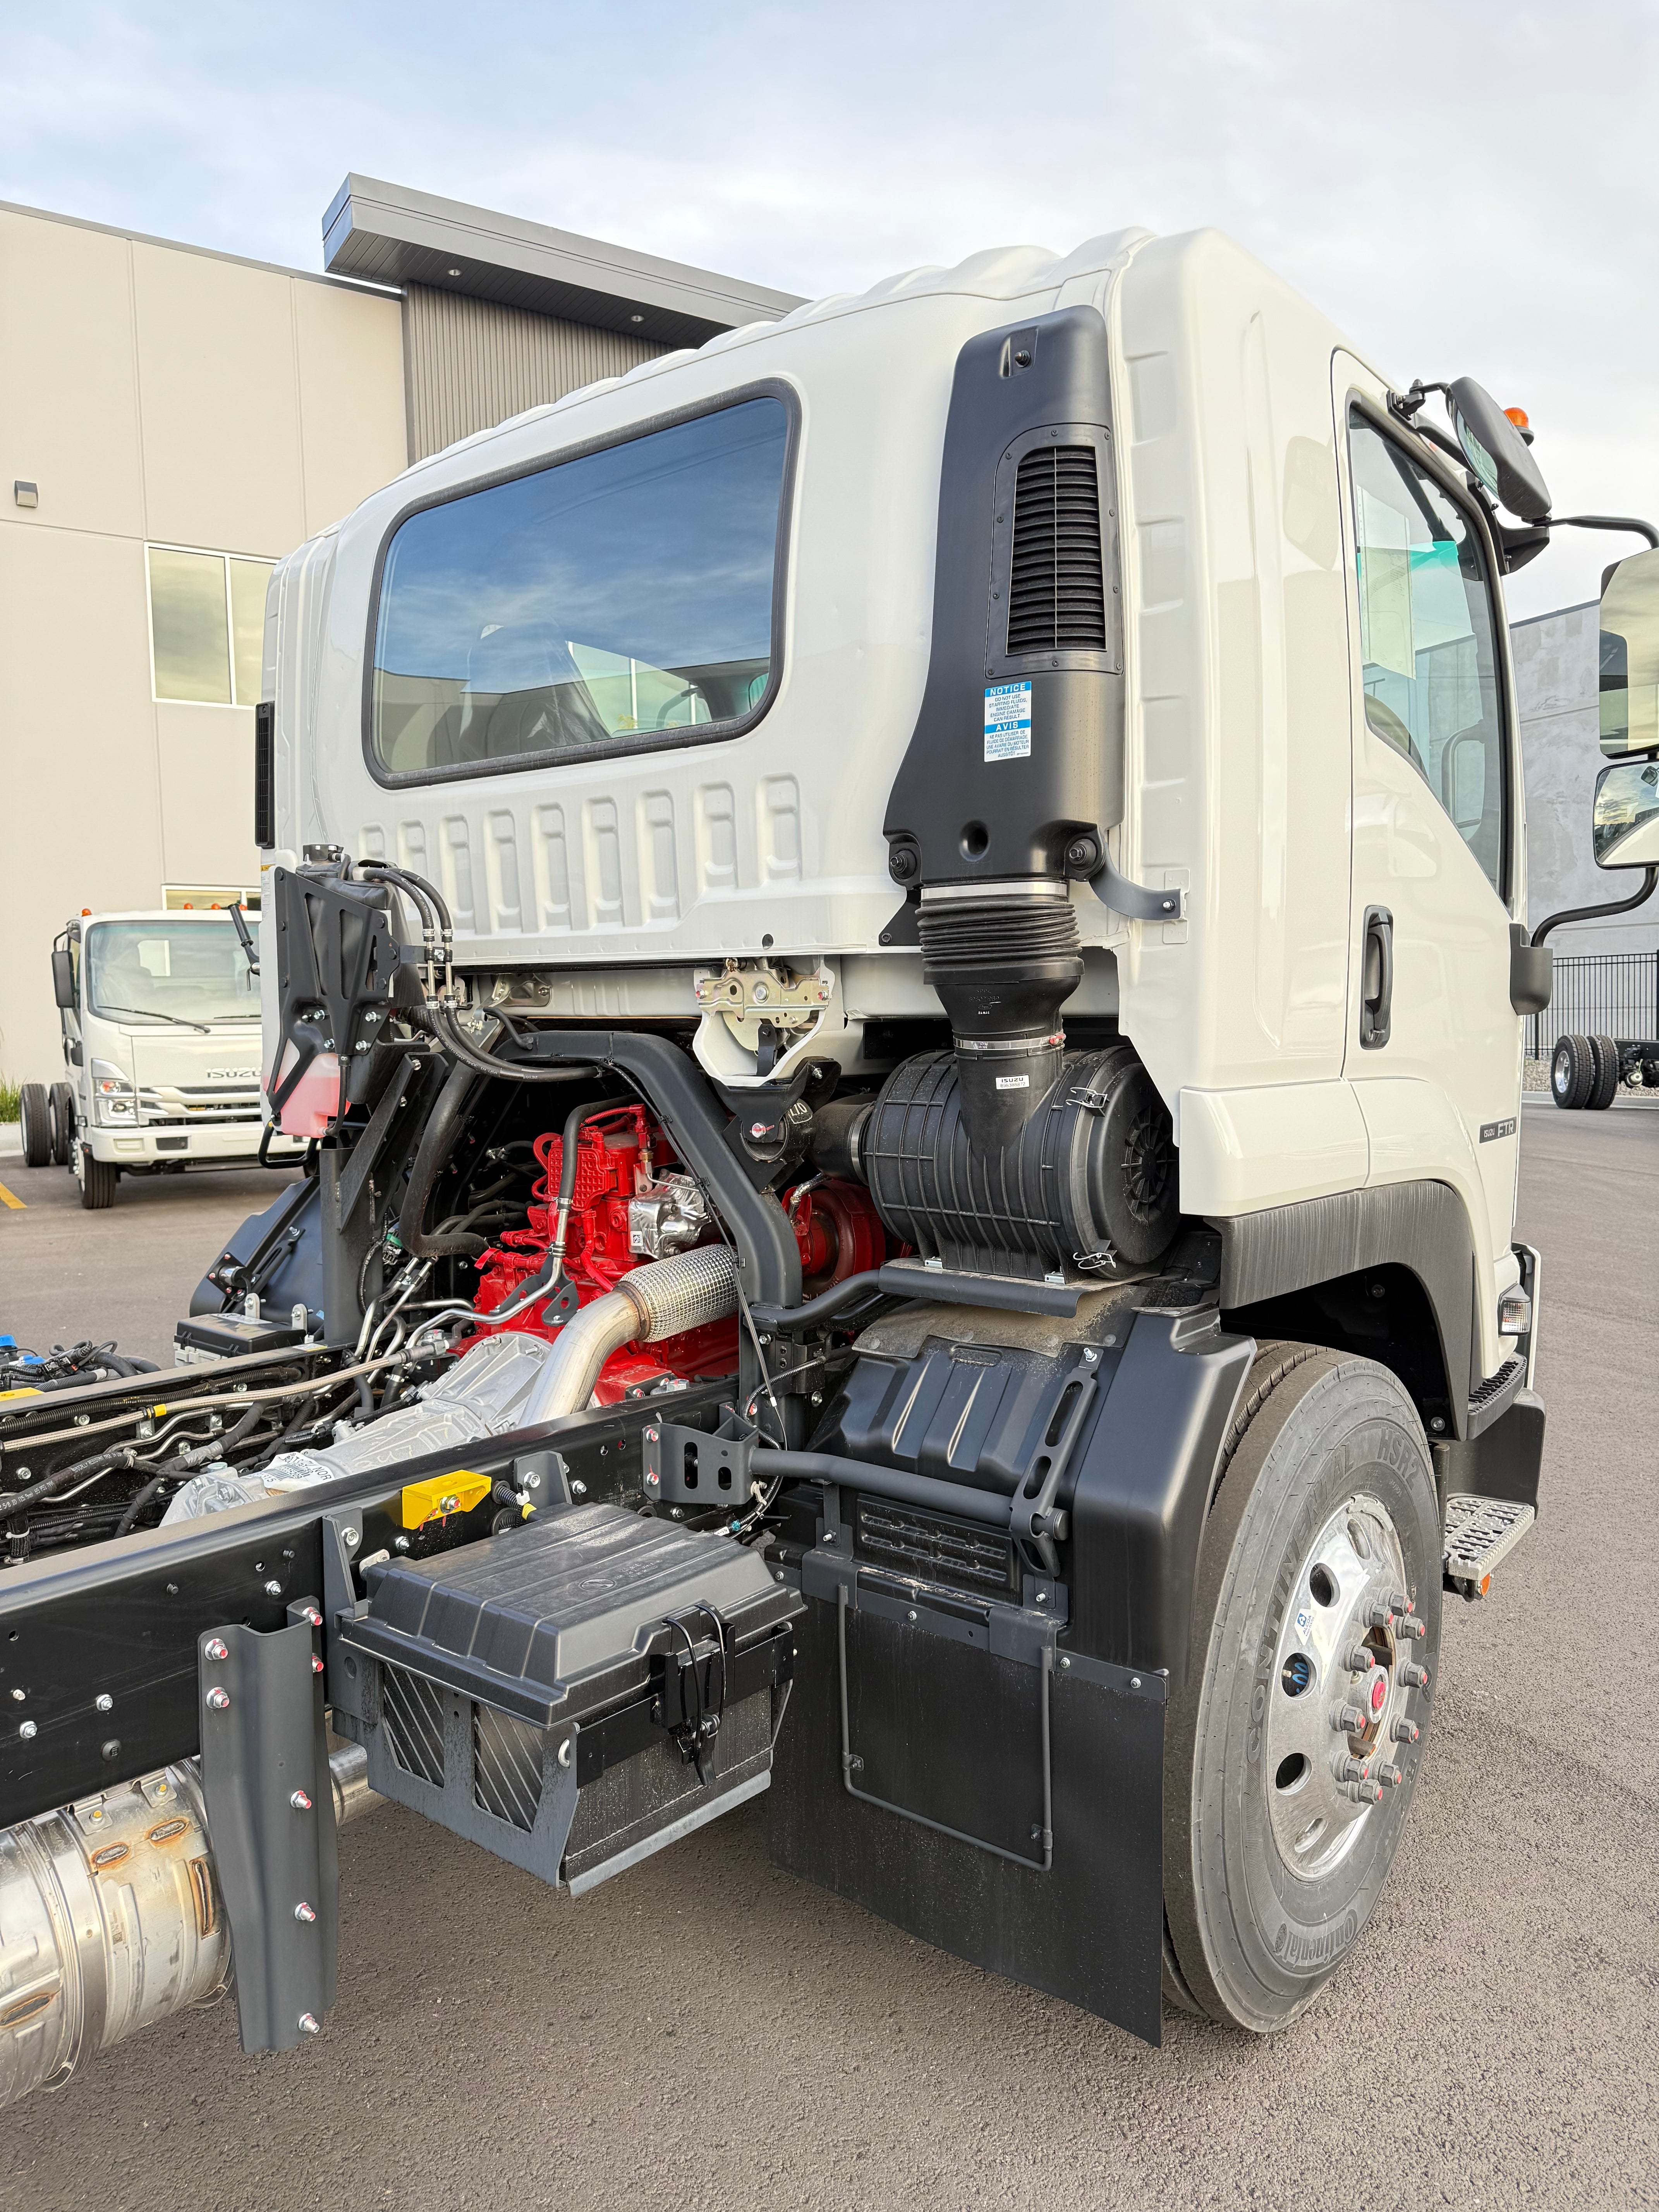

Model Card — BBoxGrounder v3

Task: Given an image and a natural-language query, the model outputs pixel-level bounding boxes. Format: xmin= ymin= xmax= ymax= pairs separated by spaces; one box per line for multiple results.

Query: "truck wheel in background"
xmin=47 ymin=1082 xmax=75 ymax=1166
xmin=77 ymin=1151 xmax=117 ymax=1209
xmin=18 ymin=1085 xmax=52 ymax=1167
xmin=1551 ymin=1033 xmax=1593 ymax=1109
xmin=1586 ymin=1034 xmax=1621 ymax=1110
xmin=1163 ymin=1345 xmax=1442 ymax=2033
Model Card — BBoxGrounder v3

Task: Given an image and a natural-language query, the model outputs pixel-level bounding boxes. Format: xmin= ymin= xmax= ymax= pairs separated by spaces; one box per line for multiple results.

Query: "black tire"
xmin=1163 ymin=1343 xmax=1442 ymax=2032
xmin=18 ymin=1084 xmax=52 ymax=1167
xmin=47 ymin=1082 xmax=75 ymax=1166
xmin=78 ymin=1152 xmax=118 ymax=1209
xmin=1642 ymin=1056 xmax=1659 ymax=1091
xmin=1550 ymin=1033 xmax=1592 ymax=1110
xmin=1586 ymin=1034 xmax=1621 ymax=1110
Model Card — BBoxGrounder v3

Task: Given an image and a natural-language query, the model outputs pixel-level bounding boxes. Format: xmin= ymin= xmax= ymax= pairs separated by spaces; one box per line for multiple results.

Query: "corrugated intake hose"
xmin=0 ymin=1744 xmax=380 ymax=2113
xmin=520 ymin=1244 xmax=739 ymax=1427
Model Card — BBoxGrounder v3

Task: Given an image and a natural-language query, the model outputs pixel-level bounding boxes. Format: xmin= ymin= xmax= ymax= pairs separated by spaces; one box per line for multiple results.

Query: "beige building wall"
xmin=0 ymin=203 xmax=409 ymax=1085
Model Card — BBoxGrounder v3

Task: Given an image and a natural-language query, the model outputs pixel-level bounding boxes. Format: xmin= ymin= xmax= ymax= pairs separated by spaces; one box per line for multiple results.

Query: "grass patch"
xmin=0 ymin=1081 xmax=19 ymax=1124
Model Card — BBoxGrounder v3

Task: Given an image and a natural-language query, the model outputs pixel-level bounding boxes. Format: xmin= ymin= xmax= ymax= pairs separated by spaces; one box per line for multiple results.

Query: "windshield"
xmin=83 ymin=920 xmax=260 ymax=1026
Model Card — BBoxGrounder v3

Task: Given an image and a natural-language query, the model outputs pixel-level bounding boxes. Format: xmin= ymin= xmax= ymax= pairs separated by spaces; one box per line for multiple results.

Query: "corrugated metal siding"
xmin=404 ymin=284 xmax=668 ymax=460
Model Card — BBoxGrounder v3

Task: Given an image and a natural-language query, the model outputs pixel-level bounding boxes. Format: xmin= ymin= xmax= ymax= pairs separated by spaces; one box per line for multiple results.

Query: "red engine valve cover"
xmin=467 ymin=1105 xmax=735 ymax=1400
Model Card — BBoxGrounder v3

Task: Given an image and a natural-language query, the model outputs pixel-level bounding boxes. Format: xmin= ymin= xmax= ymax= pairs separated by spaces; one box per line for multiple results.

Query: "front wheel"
xmin=77 ymin=1149 xmax=118 ymax=1209
xmin=1164 ymin=1345 xmax=1441 ymax=2032
xmin=48 ymin=1081 xmax=75 ymax=1166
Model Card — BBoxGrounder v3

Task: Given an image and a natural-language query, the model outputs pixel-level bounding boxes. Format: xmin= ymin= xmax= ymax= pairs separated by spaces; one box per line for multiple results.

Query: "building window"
xmin=369 ymin=393 xmax=791 ymax=781
xmin=148 ymin=547 xmax=274 ymax=706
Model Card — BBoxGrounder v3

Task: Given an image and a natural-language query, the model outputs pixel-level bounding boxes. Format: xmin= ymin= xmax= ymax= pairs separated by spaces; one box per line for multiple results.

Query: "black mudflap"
xmin=331 ymin=1504 xmax=800 ymax=1894
xmin=769 ymin=1577 xmax=1166 ymax=2045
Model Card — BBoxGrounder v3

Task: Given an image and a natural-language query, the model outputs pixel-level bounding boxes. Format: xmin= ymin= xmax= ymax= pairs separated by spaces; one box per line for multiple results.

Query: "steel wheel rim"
xmin=1264 ymin=1490 xmax=1419 ymax=1880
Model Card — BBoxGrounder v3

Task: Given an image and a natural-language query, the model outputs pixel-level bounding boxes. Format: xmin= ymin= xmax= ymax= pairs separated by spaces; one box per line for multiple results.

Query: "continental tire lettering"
xmin=1271 ymin=1908 xmax=1360 ymax=1970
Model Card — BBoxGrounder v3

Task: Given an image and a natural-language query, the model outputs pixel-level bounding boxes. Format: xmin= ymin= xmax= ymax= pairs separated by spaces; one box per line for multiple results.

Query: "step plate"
xmin=1443 ymin=1492 xmax=1535 ymax=1595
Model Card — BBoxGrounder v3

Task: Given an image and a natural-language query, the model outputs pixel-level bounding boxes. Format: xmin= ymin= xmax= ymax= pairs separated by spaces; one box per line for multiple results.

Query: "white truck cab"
xmin=19 ymin=908 xmax=305 ymax=1204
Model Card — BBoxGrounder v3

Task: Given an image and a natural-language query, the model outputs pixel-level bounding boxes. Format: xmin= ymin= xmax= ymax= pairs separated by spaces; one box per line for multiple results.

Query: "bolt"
xmin=1059 ymin=1656 xmax=1071 ymax=1670
xmin=18 ymin=1721 xmax=36 ymax=1740
xmin=263 ymin=1579 xmax=282 ymax=1597
xmin=290 ymin=1790 xmax=313 ymax=1812
xmin=1398 ymin=1662 xmax=1430 ymax=1690
xmin=1130 ymin=1675 xmax=1143 ymax=1690
xmin=9 ymin=1689 xmax=22 ymax=1704
xmin=206 ymin=1687 xmax=230 ymax=1711
xmin=907 ymin=1608 xmax=918 ymax=1623
xmin=301 ymin=1605 xmax=322 ymax=1627
xmin=1333 ymin=1704 xmax=1367 ymax=1734
xmin=1396 ymin=1614 xmax=1427 ymax=1641
xmin=311 ymin=1656 xmax=325 ymax=1674
xmin=1366 ymin=1605 xmax=1395 ymax=1630
xmin=440 ymin=1495 xmax=458 ymax=1515
xmin=1429 ymin=1417 xmax=1446 ymax=1434
xmin=294 ymin=1901 xmax=317 ymax=1923
xmin=570 ymin=1482 xmax=586 ymax=1498
xmin=101 ymin=1740 xmax=120 ymax=1761
xmin=393 ymin=1535 xmax=411 ymax=1553
xmin=95 ymin=1693 xmax=113 ymax=1712
xmin=1035 ymin=1590 xmax=1048 ymax=1606
xmin=1345 ymin=1647 xmax=1376 ymax=1673
xmin=524 ymin=1472 xmax=541 ymax=1490
xmin=204 ymin=1638 xmax=228 ymax=1660
xmin=297 ymin=2012 xmax=321 ymax=2037
xmin=1391 ymin=1717 xmax=1420 ymax=1746
xmin=342 ymin=1528 xmax=360 ymax=1548
xmin=889 ymin=845 xmax=918 ymax=883
xmin=74 ymin=1413 xmax=89 ymax=1428
xmin=1376 ymin=1762 xmax=1404 ymax=1789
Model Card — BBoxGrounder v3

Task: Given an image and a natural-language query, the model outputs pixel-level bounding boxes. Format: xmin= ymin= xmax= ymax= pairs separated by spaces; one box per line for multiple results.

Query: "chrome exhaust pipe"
xmin=521 ymin=1244 xmax=740 ymax=1428
xmin=0 ymin=1744 xmax=380 ymax=2112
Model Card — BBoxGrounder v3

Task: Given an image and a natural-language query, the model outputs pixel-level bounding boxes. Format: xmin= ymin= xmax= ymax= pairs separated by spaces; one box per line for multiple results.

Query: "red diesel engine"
xmin=467 ymin=1103 xmax=884 ymax=1403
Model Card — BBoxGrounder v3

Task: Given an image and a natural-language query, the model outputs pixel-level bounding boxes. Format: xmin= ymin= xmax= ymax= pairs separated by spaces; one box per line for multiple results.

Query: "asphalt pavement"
xmin=0 ymin=1103 xmax=1654 ymax=2212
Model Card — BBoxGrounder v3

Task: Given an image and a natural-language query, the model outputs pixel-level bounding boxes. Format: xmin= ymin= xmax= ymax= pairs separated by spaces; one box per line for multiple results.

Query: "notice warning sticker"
xmin=984 ymin=680 xmax=1032 ymax=761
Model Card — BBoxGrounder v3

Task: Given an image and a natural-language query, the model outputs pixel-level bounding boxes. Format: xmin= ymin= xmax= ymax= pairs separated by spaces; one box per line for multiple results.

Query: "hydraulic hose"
xmin=398 ymin=1061 xmax=486 ymax=1260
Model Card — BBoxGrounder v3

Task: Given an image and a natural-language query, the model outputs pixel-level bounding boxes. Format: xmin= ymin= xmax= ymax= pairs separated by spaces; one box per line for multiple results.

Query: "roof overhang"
xmin=322 ymin=175 xmax=803 ymax=349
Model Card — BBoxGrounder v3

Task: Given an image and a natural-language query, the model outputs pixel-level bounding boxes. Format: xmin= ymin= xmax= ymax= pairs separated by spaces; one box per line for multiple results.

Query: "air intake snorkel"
xmin=882 ymin=305 xmax=1124 ymax=1155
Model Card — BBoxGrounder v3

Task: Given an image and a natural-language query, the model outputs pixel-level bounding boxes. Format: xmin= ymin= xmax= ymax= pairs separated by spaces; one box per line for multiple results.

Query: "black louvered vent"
xmin=1005 ymin=445 xmax=1106 ymax=655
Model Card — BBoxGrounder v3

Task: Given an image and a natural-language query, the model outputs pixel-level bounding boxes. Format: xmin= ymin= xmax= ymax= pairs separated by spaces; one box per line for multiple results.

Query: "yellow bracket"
xmin=399 ymin=1469 xmax=493 ymax=1529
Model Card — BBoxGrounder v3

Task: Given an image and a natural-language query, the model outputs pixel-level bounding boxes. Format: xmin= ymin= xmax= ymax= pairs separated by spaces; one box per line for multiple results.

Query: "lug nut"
xmin=1376 ymin=1762 xmax=1404 ymax=1789
xmin=290 ymin=1790 xmax=313 ymax=1812
xmin=297 ymin=2012 xmax=321 ymax=2037
xmin=1398 ymin=1662 xmax=1431 ymax=1690
xmin=1396 ymin=1614 xmax=1427 ymax=1641
xmin=1388 ymin=1593 xmax=1411 ymax=1615
xmin=1333 ymin=1754 xmax=1369 ymax=1784
xmin=1332 ymin=1704 xmax=1367 ymax=1734
xmin=1366 ymin=1605 xmax=1395 ymax=1630
xmin=1345 ymin=1647 xmax=1376 ymax=1672
xmin=1342 ymin=1778 xmax=1385 ymax=1805
xmin=1391 ymin=1717 xmax=1420 ymax=1746
xmin=205 ymin=1687 xmax=230 ymax=1711
xmin=294 ymin=1901 xmax=316 ymax=1924
xmin=204 ymin=1638 xmax=228 ymax=1661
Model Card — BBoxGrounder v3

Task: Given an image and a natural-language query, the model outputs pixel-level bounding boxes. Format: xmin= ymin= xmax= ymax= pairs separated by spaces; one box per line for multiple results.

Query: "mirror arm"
xmin=1529 ymin=866 xmax=1658 ymax=947
xmin=1544 ymin=513 xmax=1659 ymax=551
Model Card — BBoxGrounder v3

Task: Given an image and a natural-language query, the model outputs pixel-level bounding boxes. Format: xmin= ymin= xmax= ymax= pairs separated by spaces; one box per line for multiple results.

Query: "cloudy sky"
xmin=7 ymin=1 xmax=1655 ymax=616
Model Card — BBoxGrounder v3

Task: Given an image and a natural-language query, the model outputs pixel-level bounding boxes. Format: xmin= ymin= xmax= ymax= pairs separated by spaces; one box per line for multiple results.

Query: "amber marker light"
xmin=1504 ymin=407 xmax=1530 ymax=429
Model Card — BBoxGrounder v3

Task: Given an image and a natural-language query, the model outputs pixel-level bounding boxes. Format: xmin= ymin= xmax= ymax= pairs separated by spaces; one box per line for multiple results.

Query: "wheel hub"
xmin=1264 ymin=1491 xmax=1422 ymax=1879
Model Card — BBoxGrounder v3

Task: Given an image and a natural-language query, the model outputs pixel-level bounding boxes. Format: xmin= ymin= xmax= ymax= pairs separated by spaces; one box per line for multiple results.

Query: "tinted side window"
xmin=1348 ymin=409 xmax=1508 ymax=895
xmin=372 ymin=397 xmax=790 ymax=778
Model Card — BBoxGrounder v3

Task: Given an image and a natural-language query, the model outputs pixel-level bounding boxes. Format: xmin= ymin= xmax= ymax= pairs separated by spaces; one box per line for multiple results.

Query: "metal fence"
xmin=1527 ymin=952 xmax=1659 ymax=1059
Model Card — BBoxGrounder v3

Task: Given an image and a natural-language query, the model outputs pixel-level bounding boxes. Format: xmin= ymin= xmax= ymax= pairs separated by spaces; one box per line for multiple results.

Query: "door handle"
xmin=1360 ymin=905 xmax=1393 ymax=1049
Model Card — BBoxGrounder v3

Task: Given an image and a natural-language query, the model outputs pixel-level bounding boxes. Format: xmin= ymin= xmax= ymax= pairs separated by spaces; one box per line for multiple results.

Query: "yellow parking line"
xmin=0 ymin=1180 xmax=24 ymax=1209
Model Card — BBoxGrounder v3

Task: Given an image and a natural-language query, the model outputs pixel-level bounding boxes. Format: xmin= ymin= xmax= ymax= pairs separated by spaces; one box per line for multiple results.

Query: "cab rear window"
xmin=369 ymin=395 xmax=791 ymax=781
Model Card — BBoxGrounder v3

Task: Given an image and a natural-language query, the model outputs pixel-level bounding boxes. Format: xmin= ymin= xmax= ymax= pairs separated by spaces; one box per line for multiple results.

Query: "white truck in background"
xmin=17 ymin=908 xmax=305 ymax=1205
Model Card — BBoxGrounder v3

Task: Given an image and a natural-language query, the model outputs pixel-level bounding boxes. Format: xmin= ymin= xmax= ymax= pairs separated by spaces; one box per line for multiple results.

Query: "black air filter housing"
xmin=862 ymin=1045 xmax=1179 ymax=1281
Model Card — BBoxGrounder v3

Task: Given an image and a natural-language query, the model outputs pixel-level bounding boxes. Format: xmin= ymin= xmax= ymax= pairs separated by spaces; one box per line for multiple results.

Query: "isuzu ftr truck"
xmin=2 ymin=224 xmax=1657 ymax=2104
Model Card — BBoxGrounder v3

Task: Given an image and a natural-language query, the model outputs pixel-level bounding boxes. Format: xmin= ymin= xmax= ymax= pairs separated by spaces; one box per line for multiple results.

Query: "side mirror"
xmin=1593 ymin=757 xmax=1659 ymax=870
xmin=51 ymin=948 xmax=76 ymax=1011
xmin=1446 ymin=377 xmax=1552 ymax=523
xmin=1599 ymin=546 xmax=1659 ymax=758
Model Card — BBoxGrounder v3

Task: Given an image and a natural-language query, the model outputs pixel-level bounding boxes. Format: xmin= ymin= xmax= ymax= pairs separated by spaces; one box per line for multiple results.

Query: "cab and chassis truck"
xmin=2 ymin=222 xmax=1656 ymax=2107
